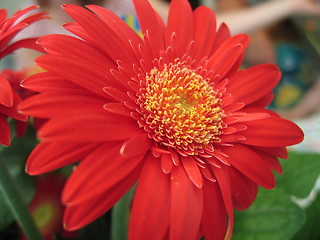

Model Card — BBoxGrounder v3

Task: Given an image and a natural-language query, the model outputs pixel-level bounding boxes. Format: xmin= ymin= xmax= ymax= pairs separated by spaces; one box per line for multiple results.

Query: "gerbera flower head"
xmin=20 ymin=0 xmax=304 ymax=239
xmin=0 ymin=6 xmax=48 ymax=146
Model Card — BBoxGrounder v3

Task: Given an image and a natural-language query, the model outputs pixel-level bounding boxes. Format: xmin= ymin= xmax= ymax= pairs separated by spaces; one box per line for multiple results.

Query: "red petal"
xmin=103 ymin=87 xmax=132 ymax=102
xmin=129 ymin=155 xmax=170 ymax=240
xmin=208 ymin=34 xmax=248 ymax=81
xmin=26 ymin=142 xmax=99 ymax=175
xmin=62 ymin=4 xmax=136 ymax=63
xmin=38 ymin=112 xmax=142 ymax=142
xmin=19 ymin=89 xmax=106 ymax=118
xmin=37 ymin=34 xmax=115 ymax=70
xmin=103 ymin=103 xmax=132 ymax=117
xmin=0 ymin=113 xmax=10 ymax=146
xmin=86 ymin=5 xmax=142 ymax=46
xmin=227 ymin=64 xmax=281 ymax=105
xmin=161 ymin=153 xmax=173 ymax=174
xmin=236 ymin=112 xmax=270 ymax=122
xmin=35 ymin=55 xmax=112 ymax=97
xmin=250 ymin=146 xmax=283 ymax=174
xmin=201 ymin=180 xmax=228 ymax=240
xmin=0 ymin=38 xmax=45 ymax=58
xmin=64 ymin=166 xmax=141 ymax=230
xmin=211 ymin=23 xmax=231 ymax=54
xmin=133 ymin=0 xmax=165 ymax=53
xmin=120 ymin=133 xmax=152 ymax=157
xmin=228 ymin=167 xmax=258 ymax=210
xmin=222 ymin=143 xmax=275 ymax=189
xmin=255 ymin=146 xmax=288 ymax=159
xmin=212 ymin=165 xmax=234 ymax=240
xmin=0 ymin=75 xmax=13 ymax=107
xmin=249 ymin=92 xmax=273 ymax=108
xmin=170 ymin=165 xmax=203 ymax=240
xmin=182 ymin=156 xmax=203 ymax=188
xmin=0 ymin=91 xmax=27 ymax=121
xmin=62 ymin=142 xmax=144 ymax=205
xmin=192 ymin=6 xmax=216 ymax=59
xmin=166 ymin=0 xmax=193 ymax=56
xmin=241 ymin=117 xmax=304 ymax=147
xmin=21 ymin=72 xmax=80 ymax=92
xmin=14 ymin=120 xmax=28 ymax=138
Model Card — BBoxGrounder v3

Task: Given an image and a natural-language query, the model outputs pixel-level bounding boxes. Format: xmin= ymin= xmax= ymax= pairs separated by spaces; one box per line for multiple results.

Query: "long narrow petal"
xmin=212 ymin=165 xmax=234 ymax=240
xmin=228 ymin=167 xmax=258 ymax=210
xmin=103 ymin=102 xmax=132 ymax=117
xmin=64 ymin=166 xmax=141 ymax=231
xmin=249 ymin=146 xmax=283 ymax=174
xmin=222 ymin=143 xmax=275 ymax=189
xmin=227 ymin=64 xmax=281 ymax=105
xmin=166 ymin=0 xmax=193 ymax=56
xmin=62 ymin=4 xmax=137 ymax=64
xmin=0 ymin=91 xmax=27 ymax=121
xmin=201 ymin=180 xmax=228 ymax=240
xmin=192 ymin=6 xmax=216 ymax=59
xmin=21 ymin=72 xmax=80 ymax=92
xmin=210 ymin=23 xmax=231 ymax=54
xmin=26 ymin=142 xmax=99 ymax=175
xmin=120 ymin=133 xmax=152 ymax=157
xmin=86 ymin=5 xmax=142 ymax=46
xmin=38 ymin=111 xmax=142 ymax=142
xmin=170 ymin=165 xmax=203 ymax=240
xmin=241 ymin=117 xmax=304 ymax=146
xmin=62 ymin=142 xmax=144 ymax=205
xmin=19 ymin=89 xmax=107 ymax=118
xmin=0 ymin=38 xmax=45 ymax=58
xmin=255 ymin=145 xmax=288 ymax=159
xmin=207 ymin=34 xmax=249 ymax=81
xmin=0 ymin=75 xmax=13 ymax=107
xmin=0 ymin=113 xmax=10 ymax=146
xmin=129 ymin=155 xmax=170 ymax=240
xmin=133 ymin=0 xmax=165 ymax=53
xmin=35 ymin=55 xmax=115 ymax=97
xmin=182 ymin=156 xmax=203 ymax=188
xmin=38 ymin=34 xmax=116 ymax=70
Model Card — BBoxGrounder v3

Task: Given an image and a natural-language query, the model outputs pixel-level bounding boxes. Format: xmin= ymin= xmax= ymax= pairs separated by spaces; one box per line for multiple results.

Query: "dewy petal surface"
xmin=20 ymin=0 xmax=304 ymax=239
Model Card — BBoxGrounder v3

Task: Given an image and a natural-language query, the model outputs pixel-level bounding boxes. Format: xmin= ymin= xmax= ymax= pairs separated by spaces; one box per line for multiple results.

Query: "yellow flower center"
xmin=140 ymin=59 xmax=225 ymax=154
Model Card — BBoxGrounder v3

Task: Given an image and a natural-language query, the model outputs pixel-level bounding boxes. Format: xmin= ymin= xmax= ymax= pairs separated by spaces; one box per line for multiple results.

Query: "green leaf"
xmin=0 ymin=127 xmax=38 ymax=230
xmin=233 ymin=187 xmax=305 ymax=240
xmin=277 ymin=151 xmax=320 ymax=198
xmin=291 ymin=192 xmax=320 ymax=240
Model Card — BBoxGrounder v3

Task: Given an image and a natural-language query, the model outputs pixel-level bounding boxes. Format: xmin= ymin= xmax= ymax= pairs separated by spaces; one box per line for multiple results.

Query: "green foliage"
xmin=0 ymin=127 xmax=38 ymax=230
xmin=277 ymin=151 xmax=320 ymax=198
xmin=291 ymin=192 xmax=320 ymax=240
xmin=233 ymin=187 xmax=305 ymax=240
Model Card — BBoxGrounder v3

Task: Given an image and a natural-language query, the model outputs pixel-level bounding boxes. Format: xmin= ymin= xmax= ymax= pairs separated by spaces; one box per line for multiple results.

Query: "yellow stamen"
xmin=140 ymin=59 xmax=224 ymax=154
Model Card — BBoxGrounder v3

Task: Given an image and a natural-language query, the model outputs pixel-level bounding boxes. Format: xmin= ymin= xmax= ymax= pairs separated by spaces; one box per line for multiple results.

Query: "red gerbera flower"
xmin=1 ymin=67 xmax=46 ymax=139
xmin=0 ymin=6 xmax=48 ymax=146
xmin=20 ymin=0 xmax=304 ymax=239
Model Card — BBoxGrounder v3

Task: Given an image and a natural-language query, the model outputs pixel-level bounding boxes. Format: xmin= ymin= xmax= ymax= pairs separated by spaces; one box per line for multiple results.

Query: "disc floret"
xmin=139 ymin=59 xmax=225 ymax=155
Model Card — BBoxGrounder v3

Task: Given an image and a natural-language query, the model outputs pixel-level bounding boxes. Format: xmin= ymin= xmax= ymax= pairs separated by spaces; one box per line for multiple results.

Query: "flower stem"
xmin=111 ymin=187 xmax=135 ymax=240
xmin=0 ymin=154 xmax=43 ymax=240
